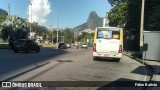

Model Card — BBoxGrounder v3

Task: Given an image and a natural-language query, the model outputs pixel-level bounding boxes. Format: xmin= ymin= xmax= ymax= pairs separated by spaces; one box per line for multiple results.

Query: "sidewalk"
xmin=123 ymin=51 xmax=160 ymax=81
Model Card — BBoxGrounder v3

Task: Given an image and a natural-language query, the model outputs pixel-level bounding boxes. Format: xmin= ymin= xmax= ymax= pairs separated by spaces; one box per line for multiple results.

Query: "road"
xmin=0 ymin=47 xmax=152 ymax=90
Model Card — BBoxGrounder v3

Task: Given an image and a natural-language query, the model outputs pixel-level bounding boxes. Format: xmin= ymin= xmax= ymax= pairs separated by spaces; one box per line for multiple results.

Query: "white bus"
xmin=93 ymin=27 xmax=123 ymax=61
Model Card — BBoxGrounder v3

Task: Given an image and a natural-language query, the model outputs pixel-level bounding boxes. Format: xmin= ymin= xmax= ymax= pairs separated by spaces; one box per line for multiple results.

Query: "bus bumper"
xmin=93 ymin=52 xmax=122 ymax=59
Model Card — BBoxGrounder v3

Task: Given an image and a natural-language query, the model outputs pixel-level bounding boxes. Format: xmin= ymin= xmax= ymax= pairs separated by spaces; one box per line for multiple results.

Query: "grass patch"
xmin=0 ymin=43 xmax=10 ymax=49
xmin=123 ymin=50 xmax=142 ymax=58
xmin=41 ymin=44 xmax=58 ymax=49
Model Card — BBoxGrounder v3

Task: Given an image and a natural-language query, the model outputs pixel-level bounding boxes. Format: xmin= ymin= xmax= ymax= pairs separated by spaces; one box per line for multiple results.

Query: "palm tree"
xmin=0 ymin=16 xmax=29 ymax=40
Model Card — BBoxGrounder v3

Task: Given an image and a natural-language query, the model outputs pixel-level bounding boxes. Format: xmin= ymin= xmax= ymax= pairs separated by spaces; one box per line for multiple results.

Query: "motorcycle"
xmin=76 ymin=45 xmax=79 ymax=49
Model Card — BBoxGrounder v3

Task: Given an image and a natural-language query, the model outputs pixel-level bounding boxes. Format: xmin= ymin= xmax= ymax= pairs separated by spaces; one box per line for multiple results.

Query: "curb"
xmin=123 ymin=53 xmax=154 ymax=81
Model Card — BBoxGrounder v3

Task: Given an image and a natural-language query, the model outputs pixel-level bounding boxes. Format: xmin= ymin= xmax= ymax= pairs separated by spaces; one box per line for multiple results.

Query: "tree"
xmin=63 ymin=28 xmax=74 ymax=43
xmin=144 ymin=0 xmax=160 ymax=31
xmin=78 ymin=32 xmax=89 ymax=42
xmin=0 ymin=16 xmax=29 ymax=41
xmin=108 ymin=0 xmax=126 ymax=6
xmin=31 ymin=23 xmax=48 ymax=36
xmin=0 ymin=15 xmax=7 ymax=23
xmin=108 ymin=0 xmax=128 ymax=28
xmin=108 ymin=0 xmax=160 ymax=51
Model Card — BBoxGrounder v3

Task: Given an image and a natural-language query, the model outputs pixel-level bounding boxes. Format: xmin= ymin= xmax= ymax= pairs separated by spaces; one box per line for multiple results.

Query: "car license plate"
xmin=104 ymin=54 xmax=109 ymax=57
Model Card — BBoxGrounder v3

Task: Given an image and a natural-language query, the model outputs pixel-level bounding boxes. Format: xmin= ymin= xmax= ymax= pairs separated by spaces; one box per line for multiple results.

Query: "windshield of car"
xmin=15 ymin=40 xmax=25 ymax=44
xmin=60 ymin=43 xmax=65 ymax=45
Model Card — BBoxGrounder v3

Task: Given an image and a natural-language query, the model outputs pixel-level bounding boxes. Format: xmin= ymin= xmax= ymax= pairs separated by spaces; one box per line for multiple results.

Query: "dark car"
xmin=13 ymin=39 xmax=40 ymax=53
xmin=58 ymin=43 xmax=67 ymax=49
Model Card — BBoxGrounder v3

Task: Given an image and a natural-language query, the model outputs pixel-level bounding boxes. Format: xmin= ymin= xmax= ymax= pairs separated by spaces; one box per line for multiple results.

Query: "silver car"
xmin=81 ymin=44 xmax=88 ymax=49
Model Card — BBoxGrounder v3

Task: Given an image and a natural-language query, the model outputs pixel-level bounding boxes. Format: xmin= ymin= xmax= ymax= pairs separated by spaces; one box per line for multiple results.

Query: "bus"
xmin=93 ymin=27 xmax=123 ymax=61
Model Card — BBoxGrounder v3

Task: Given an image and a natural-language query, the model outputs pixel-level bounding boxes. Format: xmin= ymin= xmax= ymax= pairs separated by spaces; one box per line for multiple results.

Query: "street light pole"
xmin=50 ymin=25 xmax=53 ymax=44
xmin=140 ymin=0 xmax=145 ymax=53
xmin=29 ymin=3 xmax=32 ymax=40
xmin=57 ymin=15 xmax=59 ymax=44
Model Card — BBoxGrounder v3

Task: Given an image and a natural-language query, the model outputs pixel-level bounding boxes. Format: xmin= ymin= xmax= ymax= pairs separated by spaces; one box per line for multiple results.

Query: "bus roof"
xmin=96 ymin=27 xmax=122 ymax=29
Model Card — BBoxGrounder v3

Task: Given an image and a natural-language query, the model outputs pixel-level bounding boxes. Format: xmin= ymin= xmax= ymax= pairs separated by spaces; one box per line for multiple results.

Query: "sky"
xmin=0 ymin=0 xmax=112 ymax=29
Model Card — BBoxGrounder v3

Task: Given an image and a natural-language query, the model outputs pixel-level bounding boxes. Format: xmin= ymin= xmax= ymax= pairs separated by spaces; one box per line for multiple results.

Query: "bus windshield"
xmin=97 ymin=29 xmax=120 ymax=39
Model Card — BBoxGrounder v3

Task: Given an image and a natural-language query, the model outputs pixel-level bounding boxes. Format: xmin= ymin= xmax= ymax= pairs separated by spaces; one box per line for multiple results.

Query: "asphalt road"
xmin=0 ymin=47 xmax=152 ymax=90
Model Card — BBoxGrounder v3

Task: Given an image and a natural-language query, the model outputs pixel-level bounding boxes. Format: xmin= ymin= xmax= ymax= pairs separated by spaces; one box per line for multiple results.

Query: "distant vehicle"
xmin=75 ymin=43 xmax=78 ymax=46
xmin=81 ymin=44 xmax=88 ymax=49
xmin=13 ymin=39 xmax=40 ymax=53
xmin=58 ymin=43 xmax=67 ymax=49
xmin=93 ymin=27 xmax=123 ymax=61
xmin=66 ymin=44 xmax=71 ymax=48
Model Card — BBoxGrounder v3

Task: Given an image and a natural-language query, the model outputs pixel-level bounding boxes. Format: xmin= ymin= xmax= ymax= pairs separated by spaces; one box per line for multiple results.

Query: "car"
xmin=13 ymin=39 xmax=40 ymax=53
xmin=58 ymin=43 xmax=67 ymax=49
xmin=75 ymin=43 xmax=78 ymax=46
xmin=81 ymin=44 xmax=88 ymax=49
xmin=66 ymin=44 xmax=71 ymax=48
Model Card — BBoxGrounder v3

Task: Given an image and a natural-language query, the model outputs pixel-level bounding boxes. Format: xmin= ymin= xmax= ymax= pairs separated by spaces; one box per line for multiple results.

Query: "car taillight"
xmin=118 ymin=45 xmax=122 ymax=53
xmin=93 ymin=44 xmax=96 ymax=52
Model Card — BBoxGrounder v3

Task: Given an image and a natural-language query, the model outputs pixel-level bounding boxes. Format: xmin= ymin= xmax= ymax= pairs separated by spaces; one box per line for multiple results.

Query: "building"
xmin=82 ymin=29 xmax=94 ymax=33
xmin=103 ymin=18 xmax=106 ymax=27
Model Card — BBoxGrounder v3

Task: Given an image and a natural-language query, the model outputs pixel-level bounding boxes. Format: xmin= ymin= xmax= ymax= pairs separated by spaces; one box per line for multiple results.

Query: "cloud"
xmin=27 ymin=0 xmax=52 ymax=25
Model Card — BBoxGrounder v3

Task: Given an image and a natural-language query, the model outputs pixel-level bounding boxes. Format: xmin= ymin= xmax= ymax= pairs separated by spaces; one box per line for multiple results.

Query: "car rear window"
xmin=60 ymin=43 xmax=65 ymax=45
xmin=15 ymin=40 xmax=25 ymax=44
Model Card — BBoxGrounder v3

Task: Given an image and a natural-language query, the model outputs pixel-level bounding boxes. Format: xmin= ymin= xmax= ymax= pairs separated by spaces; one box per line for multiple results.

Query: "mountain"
xmin=0 ymin=8 xmax=8 ymax=16
xmin=74 ymin=11 xmax=103 ymax=30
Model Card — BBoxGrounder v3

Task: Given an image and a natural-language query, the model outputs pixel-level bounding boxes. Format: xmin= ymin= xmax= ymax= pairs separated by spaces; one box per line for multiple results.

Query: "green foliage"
xmin=144 ymin=0 xmax=160 ymax=30
xmin=108 ymin=0 xmax=160 ymax=31
xmin=31 ymin=23 xmax=48 ymax=36
xmin=108 ymin=0 xmax=127 ymax=6
xmin=108 ymin=1 xmax=128 ymax=27
xmin=0 ymin=15 xmax=6 ymax=23
xmin=63 ymin=28 xmax=74 ymax=43
xmin=77 ymin=32 xmax=94 ymax=43
xmin=0 ymin=16 xmax=29 ymax=40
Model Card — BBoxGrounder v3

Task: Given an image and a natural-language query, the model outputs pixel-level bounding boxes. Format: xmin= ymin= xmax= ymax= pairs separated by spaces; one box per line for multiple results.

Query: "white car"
xmin=81 ymin=44 xmax=88 ymax=49
xmin=66 ymin=44 xmax=71 ymax=48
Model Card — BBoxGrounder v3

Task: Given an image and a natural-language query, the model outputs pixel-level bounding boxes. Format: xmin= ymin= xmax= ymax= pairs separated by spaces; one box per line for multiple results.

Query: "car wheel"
xmin=14 ymin=50 xmax=18 ymax=53
xmin=93 ymin=57 xmax=97 ymax=61
xmin=115 ymin=58 xmax=120 ymax=62
xmin=25 ymin=49 xmax=28 ymax=53
xmin=36 ymin=47 xmax=40 ymax=53
xmin=36 ymin=50 xmax=40 ymax=53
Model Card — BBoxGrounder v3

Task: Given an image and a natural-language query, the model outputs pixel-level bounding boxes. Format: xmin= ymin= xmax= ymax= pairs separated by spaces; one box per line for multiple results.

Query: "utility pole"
xmin=140 ymin=0 xmax=145 ymax=53
xmin=50 ymin=25 xmax=53 ymax=44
